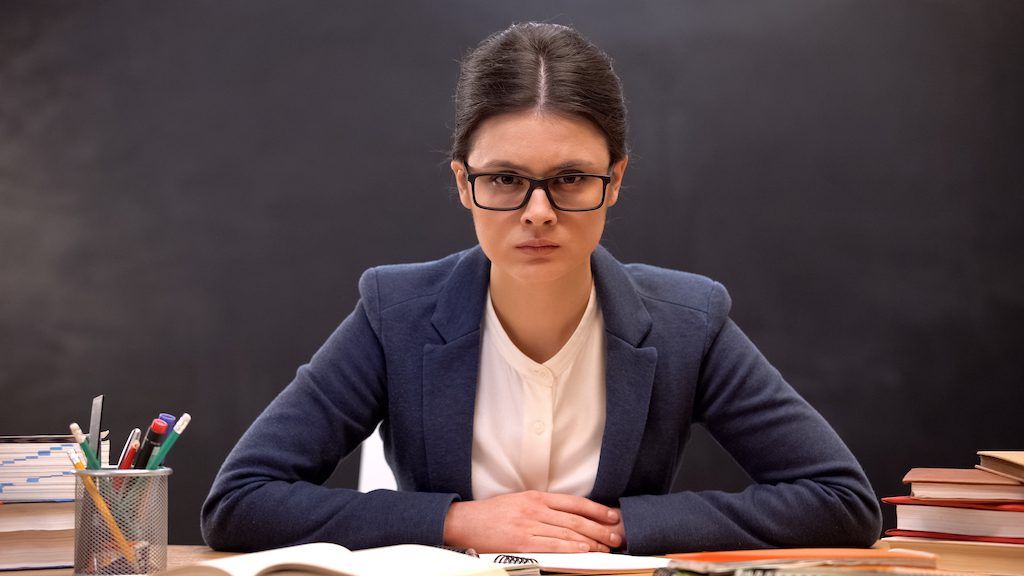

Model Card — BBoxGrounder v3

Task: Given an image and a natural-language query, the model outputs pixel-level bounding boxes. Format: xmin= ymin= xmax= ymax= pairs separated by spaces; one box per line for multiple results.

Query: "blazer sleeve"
xmin=618 ymin=282 xmax=881 ymax=554
xmin=200 ymin=269 xmax=459 ymax=551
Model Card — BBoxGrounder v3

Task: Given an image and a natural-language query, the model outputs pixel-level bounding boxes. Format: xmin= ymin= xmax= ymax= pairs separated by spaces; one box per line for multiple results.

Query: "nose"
xmin=520 ymin=185 xmax=557 ymax=225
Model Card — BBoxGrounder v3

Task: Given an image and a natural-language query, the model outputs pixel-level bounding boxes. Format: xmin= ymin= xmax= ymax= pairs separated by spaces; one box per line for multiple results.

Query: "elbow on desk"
xmin=852 ymin=494 xmax=884 ymax=547
xmin=819 ymin=479 xmax=883 ymax=549
xmin=836 ymin=499 xmax=883 ymax=548
xmin=200 ymin=482 xmax=260 ymax=552
xmin=199 ymin=494 xmax=235 ymax=552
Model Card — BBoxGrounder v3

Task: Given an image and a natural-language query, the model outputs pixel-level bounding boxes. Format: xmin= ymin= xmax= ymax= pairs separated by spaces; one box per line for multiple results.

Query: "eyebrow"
xmin=472 ymin=160 xmax=605 ymax=174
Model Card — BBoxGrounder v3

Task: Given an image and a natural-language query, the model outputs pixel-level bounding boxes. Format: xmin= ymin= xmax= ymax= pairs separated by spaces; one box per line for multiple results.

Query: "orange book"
xmin=902 ymin=467 xmax=1024 ymax=500
xmin=977 ymin=451 xmax=1024 ymax=483
xmin=665 ymin=548 xmax=937 ymax=573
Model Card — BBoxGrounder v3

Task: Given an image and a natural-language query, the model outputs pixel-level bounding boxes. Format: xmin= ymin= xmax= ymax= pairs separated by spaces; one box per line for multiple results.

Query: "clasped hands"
xmin=443 ymin=490 xmax=625 ymax=553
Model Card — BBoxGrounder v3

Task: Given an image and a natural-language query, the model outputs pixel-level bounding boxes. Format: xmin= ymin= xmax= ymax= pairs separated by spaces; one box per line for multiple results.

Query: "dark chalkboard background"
xmin=1 ymin=1 xmax=1022 ymax=545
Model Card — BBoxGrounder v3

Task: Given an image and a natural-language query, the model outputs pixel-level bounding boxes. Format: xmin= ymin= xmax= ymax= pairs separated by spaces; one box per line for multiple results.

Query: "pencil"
xmin=147 ymin=413 xmax=191 ymax=469
xmin=66 ymin=449 xmax=138 ymax=568
xmin=70 ymin=422 xmax=102 ymax=469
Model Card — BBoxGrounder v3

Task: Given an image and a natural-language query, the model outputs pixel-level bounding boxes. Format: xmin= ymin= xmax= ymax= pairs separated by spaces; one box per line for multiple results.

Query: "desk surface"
xmin=15 ymin=546 xmax=665 ymax=576
xmin=20 ymin=546 xmax=234 ymax=576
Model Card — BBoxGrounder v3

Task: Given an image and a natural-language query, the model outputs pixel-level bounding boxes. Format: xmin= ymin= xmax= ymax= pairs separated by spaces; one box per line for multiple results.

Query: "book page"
xmin=165 ymin=543 xmax=353 ymax=576
xmin=166 ymin=543 xmax=505 ymax=576
xmin=339 ymin=545 xmax=504 ymax=576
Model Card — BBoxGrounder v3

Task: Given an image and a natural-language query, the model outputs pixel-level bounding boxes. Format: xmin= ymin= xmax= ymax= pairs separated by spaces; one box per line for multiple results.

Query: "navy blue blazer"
xmin=202 ymin=245 xmax=881 ymax=554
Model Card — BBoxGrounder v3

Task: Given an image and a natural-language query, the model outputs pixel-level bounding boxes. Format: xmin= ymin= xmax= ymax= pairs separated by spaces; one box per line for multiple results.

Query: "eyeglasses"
xmin=465 ymin=168 xmax=612 ymax=212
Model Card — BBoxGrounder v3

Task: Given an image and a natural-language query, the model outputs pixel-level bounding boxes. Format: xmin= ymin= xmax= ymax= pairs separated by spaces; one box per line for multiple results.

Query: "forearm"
xmin=618 ymin=476 xmax=881 ymax=555
xmin=202 ymin=474 xmax=457 ymax=551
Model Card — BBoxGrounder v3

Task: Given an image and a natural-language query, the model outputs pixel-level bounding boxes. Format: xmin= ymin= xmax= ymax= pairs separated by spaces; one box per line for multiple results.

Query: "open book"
xmin=163 ymin=543 xmax=506 ymax=576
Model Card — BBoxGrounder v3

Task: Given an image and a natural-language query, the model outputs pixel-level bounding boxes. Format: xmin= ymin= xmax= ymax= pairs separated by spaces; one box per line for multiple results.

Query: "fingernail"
xmin=578 ymin=542 xmax=590 ymax=552
xmin=610 ymin=532 xmax=621 ymax=545
xmin=607 ymin=510 xmax=619 ymax=522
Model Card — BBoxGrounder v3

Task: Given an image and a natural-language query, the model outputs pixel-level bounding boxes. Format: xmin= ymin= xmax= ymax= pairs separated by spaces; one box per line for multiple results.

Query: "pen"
xmin=158 ymin=413 xmax=176 ymax=429
xmin=66 ymin=449 xmax=138 ymax=567
xmin=132 ymin=419 xmax=168 ymax=470
xmin=113 ymin=438 xmax=140 ymax=491
xmin=147 ymin=413 xmax=190 ymax=469
xmin=70 ymin=422 xmax=101 ymax=470
xmin=116 ymin=428 xmax=141 ymax=468
xmin=119 ymin=439 xmax=140 ymax=470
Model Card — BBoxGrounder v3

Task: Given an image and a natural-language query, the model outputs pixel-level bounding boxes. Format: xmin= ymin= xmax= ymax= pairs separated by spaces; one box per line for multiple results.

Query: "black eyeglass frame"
xmin=465 ymin=169 xmax=612 ymax=212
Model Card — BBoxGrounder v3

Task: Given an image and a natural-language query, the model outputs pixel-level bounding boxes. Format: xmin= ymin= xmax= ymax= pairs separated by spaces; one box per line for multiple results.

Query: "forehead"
xmin=467 ymin=110 xmax=610 ymax=172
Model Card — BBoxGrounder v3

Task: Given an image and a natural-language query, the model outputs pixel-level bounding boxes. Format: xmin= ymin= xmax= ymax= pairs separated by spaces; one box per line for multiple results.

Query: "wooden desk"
xmin=12 ymin=546 xmax=663 ymax=575
xmin=16 ymin=546 xmax=234 ymax=576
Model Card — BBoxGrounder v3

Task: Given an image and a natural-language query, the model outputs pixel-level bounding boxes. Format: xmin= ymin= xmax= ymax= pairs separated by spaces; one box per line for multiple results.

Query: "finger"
xmin=542 ymin=493 xmax=620 ymax=524
xmin=525 ymin=528 xmax=609 ymax=553
xmin=537 ymin=508 xmax=622 ymax=550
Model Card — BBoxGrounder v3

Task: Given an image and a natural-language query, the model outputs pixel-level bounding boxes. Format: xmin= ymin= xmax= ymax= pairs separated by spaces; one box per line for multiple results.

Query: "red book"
xmin=883 ymin=496 xmax=1024 ymax=539
xmin=883 ymin=496 xmax=1024 ymax=511
xmin=885 ymin=529 xmax=1024 ymax=545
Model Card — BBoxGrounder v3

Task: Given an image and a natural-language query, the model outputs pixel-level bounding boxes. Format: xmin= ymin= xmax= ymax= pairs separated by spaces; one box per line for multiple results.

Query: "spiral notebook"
xmin=479 ymin=554 xmax=540 ymax=576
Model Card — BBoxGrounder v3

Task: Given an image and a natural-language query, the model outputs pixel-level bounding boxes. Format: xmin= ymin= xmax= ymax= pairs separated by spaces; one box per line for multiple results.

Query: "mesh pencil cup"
xmin=73 ymin=467 xmax=172 ymax=576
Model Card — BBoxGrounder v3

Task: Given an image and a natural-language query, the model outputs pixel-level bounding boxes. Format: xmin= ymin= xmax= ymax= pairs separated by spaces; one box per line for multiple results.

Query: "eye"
xmin=489 ymin=174 xmax=524 ymax=187
xmin=556 ymin=174 xmax=586 ymax=185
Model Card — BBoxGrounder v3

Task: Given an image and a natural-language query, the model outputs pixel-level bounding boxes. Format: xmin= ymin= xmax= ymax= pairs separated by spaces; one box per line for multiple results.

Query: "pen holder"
xmin=73 ymin=467 xmax=172 ymax=576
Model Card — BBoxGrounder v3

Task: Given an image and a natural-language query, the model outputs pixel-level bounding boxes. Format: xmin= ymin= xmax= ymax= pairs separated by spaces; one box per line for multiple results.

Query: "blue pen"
xmin=158 ymin=413 xmax=177 ymax=428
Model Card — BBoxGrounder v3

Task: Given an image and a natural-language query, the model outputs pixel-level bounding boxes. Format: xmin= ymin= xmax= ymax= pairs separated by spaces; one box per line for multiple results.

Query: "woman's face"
xmin=451 ymin=110 xmax=627 ymax=287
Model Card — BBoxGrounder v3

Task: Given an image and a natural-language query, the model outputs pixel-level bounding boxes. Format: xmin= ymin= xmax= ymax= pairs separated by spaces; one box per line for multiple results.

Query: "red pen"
xmin=114 ymin=439 xmax=140 ymax=490
xmin=118 ymin=439 xmax=140 ymax=469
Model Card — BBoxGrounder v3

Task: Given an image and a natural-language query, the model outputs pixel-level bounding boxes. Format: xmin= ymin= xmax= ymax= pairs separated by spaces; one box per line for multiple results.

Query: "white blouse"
xmin=471 ymin=284 xmax=607 ymax=500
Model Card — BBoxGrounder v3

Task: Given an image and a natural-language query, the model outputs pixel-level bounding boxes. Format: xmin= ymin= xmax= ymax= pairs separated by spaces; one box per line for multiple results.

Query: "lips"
xmin=516 ymin=239 xmax=559 ymax=249
xmin=515 ymin=239 xmax=559 ymax=257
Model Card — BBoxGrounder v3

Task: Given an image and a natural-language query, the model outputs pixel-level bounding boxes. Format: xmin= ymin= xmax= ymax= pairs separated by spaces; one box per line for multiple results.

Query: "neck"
xmin=488 ymin=261 xmax=594 ymax=364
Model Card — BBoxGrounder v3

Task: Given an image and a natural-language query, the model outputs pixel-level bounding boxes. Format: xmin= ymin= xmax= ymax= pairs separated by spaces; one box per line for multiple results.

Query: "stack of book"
xmin=0 ymin=433 xmax=109 ymax=570
xmin=881 ymin=450 xmax=1024 ymax=576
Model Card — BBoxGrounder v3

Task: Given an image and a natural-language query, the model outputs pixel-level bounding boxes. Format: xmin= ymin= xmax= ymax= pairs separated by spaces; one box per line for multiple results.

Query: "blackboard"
xmin=1 ymin=0 xmax=1021 ymax=545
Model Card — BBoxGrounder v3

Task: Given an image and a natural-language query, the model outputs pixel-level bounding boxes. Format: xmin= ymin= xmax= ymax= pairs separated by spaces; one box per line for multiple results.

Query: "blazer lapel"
xmin=589 ymin=246 xmax=659 ymax=503
xmin=421 ymin=247 xmax=490 ymax=499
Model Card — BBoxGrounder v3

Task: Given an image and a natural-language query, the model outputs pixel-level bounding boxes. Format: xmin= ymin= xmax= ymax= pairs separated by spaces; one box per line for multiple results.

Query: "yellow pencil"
xmin=66 ymin=449 xmax=138 ymax=568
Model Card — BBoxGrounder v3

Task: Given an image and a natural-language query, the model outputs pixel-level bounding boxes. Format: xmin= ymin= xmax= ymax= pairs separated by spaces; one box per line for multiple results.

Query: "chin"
xmin=504 ymin=257 xmax=583 ymax=286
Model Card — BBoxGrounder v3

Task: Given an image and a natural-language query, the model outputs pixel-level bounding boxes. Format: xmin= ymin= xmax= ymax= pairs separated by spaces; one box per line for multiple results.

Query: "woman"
xmin=202 ymin=22 xmax=881 ymax=555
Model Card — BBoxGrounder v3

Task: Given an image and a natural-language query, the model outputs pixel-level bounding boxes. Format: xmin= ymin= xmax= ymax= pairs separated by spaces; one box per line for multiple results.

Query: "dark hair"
xmin=452 ymin=22 xmax=628 ymax=165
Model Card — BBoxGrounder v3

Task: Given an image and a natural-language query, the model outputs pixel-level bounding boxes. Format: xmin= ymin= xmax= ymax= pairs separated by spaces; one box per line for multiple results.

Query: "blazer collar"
xmin=430 ymin=246 xmax=490 ymax=344
xmin=590 ymin=245 xmax=653 ymax=347
xmin=429 ymin=244 xmax=654 ymax=346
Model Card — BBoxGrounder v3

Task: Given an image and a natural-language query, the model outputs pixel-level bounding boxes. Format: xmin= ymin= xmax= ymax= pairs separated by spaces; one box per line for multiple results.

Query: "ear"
xmin=605 ymin=155 xmax=628 ymax=208
xmin=451 ymin=160 xmax=473 ymax=209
